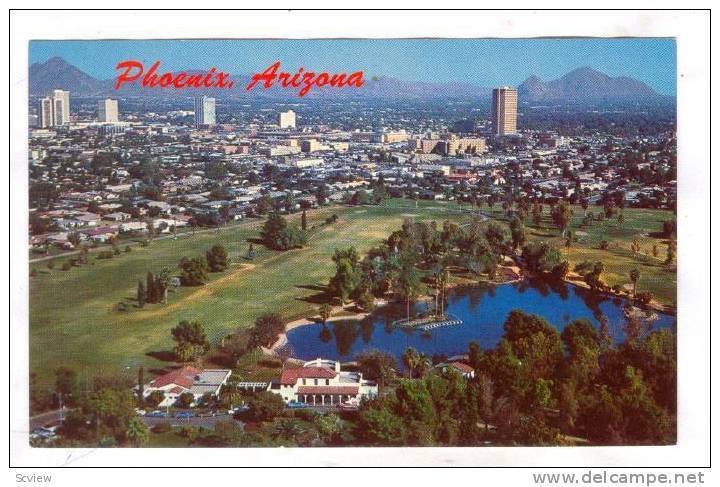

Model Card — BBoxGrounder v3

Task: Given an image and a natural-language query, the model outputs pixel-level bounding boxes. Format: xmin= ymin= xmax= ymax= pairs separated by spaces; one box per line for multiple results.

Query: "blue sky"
xmin=29 ymin=38 xmax=676 ymax=95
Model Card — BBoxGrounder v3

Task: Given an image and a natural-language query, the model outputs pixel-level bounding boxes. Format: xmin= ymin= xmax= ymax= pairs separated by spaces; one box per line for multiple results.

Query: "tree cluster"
xmin=171 ymin=320 xmax=210 ymax=363
xmin=353 ymin=310 xmax=675 ymax=446
xmin=260 ymin=213 xmax=307 ymax=251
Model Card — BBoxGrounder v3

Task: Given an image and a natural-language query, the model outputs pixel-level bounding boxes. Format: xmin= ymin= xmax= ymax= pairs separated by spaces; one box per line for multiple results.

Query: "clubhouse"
xmin=269 ymin=358 xmax=378 ymax=406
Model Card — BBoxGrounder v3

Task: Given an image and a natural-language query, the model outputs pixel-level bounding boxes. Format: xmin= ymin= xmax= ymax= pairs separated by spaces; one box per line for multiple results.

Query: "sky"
xmin=29 ymin=38 xmax=677 ymax=95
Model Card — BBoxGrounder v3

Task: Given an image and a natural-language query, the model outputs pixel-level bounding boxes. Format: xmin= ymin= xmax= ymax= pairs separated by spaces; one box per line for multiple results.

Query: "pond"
xmin=285 ymin=281 xmax=676 ymax=363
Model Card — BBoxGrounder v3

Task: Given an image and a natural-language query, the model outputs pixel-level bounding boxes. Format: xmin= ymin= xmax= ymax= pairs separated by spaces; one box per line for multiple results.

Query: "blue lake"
xmin=285 ymin=282 xmax=676 ymax=363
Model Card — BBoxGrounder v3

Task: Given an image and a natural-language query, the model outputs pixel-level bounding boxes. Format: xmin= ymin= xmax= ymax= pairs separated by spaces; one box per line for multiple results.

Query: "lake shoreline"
xmin=267 ymin=274 xmax=674 ymax=357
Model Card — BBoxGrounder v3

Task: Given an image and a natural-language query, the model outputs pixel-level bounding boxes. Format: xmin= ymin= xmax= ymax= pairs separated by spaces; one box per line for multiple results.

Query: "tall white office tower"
xmin=37 ymin=97 xmax=54 ymax=128
xmin=38 ymin=90 xmax=71 ymax=127
xmin=98 ymin=98 xmax=119 ymax=123
xmin=194 ymin=96 xmax=216 ymax=127
xmin=279 ymin=110 xmax=296 ymax=129
xmin=51 ymin=89 xmax=71 ymax=125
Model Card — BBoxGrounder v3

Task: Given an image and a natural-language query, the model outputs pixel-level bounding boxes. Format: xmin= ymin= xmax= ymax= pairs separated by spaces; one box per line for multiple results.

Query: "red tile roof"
xmin=449 ymin=362 xmax=474 ymax=374
xmin=280 ymin=367 xmax=336 ymax=385
xmin=297 ymin=386 xmax=359 ymax=395
xmin=149 ymin=366 xmax=202 ymax=389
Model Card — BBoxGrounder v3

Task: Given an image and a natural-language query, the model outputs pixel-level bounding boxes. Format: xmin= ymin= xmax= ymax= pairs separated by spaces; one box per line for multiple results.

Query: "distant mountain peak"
xmin=519 ymin=67 xmax=659 ymax=102
xmin=565 ymin=66 xmax=601 ymax=75
xmin=41 ymin=56 xmax=71 ymax=66
xmin=30 ymin=56 xmax=105 ymax=96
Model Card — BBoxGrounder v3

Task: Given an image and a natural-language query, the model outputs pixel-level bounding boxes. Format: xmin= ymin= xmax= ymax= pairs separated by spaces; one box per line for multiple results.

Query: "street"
xmin=29 ymin=408 xmax=65 ymax=430
xmin=141 ymin=413 xmax=239 ymax=429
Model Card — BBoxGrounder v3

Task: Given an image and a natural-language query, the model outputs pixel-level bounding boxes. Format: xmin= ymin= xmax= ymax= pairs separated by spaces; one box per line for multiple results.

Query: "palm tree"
xmin=319 ymin=303 xmax=332 ymax=324
xmin=402 ymin=348 xmax=418 ymax=378
xmin=125 ymin=417 xmax=149 ymax=447
xmin=437 ymin=268 xmax=449 ymax=318
xmin=397 ymin=265 xmax=421 ymax=322
xmin=157 ymin=267 xmax=172 ymax=304
xmin=415 ymin=352 xmax=430 ymax=378
xmin=273 ymin=418 xmax=305 ymax=440
xmin=629 ymin=268 xmax=640 ymax=296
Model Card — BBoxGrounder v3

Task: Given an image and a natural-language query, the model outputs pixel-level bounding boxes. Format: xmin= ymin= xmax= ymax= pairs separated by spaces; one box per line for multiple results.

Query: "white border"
xmin=8 ymin=9 xmax=711 ymax=471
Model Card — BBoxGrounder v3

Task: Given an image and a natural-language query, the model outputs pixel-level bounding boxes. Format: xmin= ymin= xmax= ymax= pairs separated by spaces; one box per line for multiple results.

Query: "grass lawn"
xmin=29 ymin=198 xmax=675 ymax=390
xmin=29 ymin=200 xmax=469 ymax=389
xmin=520 ymin=205 xmax=675 ymax=305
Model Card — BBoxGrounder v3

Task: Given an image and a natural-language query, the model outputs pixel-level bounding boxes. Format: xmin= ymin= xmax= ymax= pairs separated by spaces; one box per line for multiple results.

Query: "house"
xmin=119 ymin=221 xmax=148 ymax=233
xmin=104 ymin=211 xmax=131 ymax=222
xmin=81 ymin=225 xmax=119 ymax=243
xmin=72 ymin=212 xmax=102 ymax=228
xmin=439 ymin=361 xmax=475 ymax=380
xmin=143 ymin=366 xmax=232 ymax=408
xmin=268 ymin=358 xmax=378 ymax=406
xmin=152 ymin=218 xmax=189 ymax=232
xmin=227 ymin=207 xmax=245 ymax=221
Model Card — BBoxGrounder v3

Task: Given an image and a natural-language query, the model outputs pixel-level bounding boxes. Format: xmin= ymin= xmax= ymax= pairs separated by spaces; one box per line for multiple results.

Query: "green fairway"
xmin=29 ymin=198 xmax=676 ymax=391
xmin=29 ymin=200 xmax=469 ymax=389
xmin=520 ymin=204 xmax=676 ymax=305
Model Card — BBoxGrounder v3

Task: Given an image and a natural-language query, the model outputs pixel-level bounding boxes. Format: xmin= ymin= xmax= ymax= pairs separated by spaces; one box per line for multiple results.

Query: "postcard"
xmin=9 ymin=9 xmax=711 ymax=476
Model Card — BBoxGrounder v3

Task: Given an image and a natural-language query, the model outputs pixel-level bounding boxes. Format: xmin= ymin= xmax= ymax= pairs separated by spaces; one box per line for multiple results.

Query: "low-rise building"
xmin=143 ymin=366 xmax=232 ymax=408
xmin=268 ymin=358 xmax=378 ymax=406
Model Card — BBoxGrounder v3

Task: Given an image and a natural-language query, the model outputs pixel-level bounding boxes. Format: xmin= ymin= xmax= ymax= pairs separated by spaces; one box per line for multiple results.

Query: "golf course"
xmin=29 ymin=198 xmax=676 ymax=390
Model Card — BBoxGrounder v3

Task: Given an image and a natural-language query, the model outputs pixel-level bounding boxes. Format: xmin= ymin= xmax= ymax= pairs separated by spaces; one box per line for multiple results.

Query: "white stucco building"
xmin=143 ymin=366 xmax=231 ymax=408
xmin=269 ymin=358 xmax=378 ymax=406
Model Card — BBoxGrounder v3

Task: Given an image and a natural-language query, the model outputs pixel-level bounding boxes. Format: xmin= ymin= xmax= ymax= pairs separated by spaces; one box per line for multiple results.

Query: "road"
xmin=29 ymin=408 xmax=66 ymax=430
xmin=31 ymin=408 xmax=238 ymax=431
xmin=142 ymin=413 xmax=239 ymax=429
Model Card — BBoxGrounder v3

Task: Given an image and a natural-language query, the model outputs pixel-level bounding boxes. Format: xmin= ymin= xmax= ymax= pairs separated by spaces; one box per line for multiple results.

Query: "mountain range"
xmin=29 ymin=57 xmax=667 ymax=103
xmin=517 ymin=67 xmax=661 ymax=102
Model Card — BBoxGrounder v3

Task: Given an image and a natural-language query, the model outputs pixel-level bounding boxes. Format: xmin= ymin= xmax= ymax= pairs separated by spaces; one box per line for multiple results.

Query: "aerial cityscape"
xmin=27 ymin=38 xmax=677 ymax=448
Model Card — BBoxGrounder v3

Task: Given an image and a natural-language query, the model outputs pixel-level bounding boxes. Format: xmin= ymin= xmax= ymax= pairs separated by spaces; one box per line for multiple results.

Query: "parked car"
xmin=337 ymin=402 xmax=359 ymax=411
xmin=145 ymin=410 xmax=167 ymax=418
xmin=286 ymin=400 xmax=309 ymax=409
xmin=228 ymin=405 xmax=249 ymax=415
xmin=30 ymin=427 xmax=57 ymax=440
xmin=134 ymin=408 xmax=147 ymax=416
xmin=174 ymin=411 xmax=195 ymax=419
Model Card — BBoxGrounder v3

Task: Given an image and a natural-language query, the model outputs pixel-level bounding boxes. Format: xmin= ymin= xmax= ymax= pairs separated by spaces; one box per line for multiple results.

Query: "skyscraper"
xmin=98 ymin=98 xmax=119 ymax=123
xmin=37 ymin=90 xmax=70 ymax=127
xmin=37 ymin=97 xmax=53 ymax=128
xmin=279 ymin=110 xmax=296 ymax=129
xmin=194 ymin=96 xmax=216 ymax=127
xmin=491 ymin=87 xmax=518 ymax=136
xmin=51 ymin=89 xmax=70 ymax=125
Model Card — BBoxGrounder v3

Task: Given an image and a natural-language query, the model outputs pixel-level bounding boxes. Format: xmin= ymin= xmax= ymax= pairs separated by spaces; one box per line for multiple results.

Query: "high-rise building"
xmin=37 ymin=97 xmax=54 ymax=128
xmin=491 ymin=87 xmax=518 ymax=136
xmin=37 ymin=90 xmax=70 ymax=127
xmin=194 ymin=96 xmax=216 ymax=127
xmin=51 ymin=89 xmax=70 ymax=125
xmin=279 ymin=110 xmax=296 ymax=129
xmin=98 ymin=98 xmax=119 ymax=123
